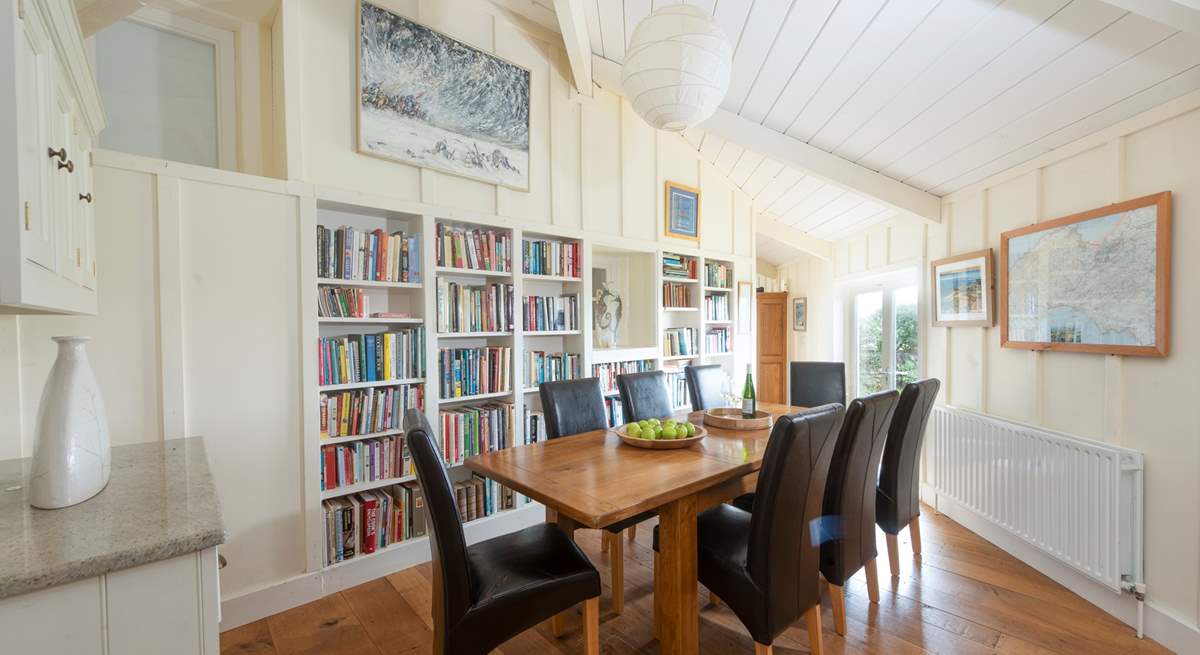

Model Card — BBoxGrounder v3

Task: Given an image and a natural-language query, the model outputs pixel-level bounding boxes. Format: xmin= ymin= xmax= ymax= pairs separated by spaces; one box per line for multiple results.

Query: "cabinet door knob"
xmin=47 ymin=147 xmax=68 ymax=162
xmin=79 ymin=192 xmax=93 ymax=203
xmin=57 ymin=159 xmax=74 ymax=173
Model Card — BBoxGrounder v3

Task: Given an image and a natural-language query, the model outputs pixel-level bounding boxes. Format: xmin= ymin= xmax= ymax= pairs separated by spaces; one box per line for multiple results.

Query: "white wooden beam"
xmin=75 ymin=0 xmax=148 ymax=37
xmin=591 ymin=54 xmax=941 ymax=224
xmin=1097 ymin=0 xmax=1200 ymax=35
xmin=756 ymin=216 xmax=833 ymax=261
xmin=552 ymin=0 xmax=593 ymax=97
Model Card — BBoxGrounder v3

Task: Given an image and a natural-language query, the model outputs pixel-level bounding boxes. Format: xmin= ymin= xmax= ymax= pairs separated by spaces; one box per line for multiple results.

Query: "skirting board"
xmin=219 ymin=501 xmax=545 ymax=631
xmin=920 ymin=483 xmax=1200 ymax=655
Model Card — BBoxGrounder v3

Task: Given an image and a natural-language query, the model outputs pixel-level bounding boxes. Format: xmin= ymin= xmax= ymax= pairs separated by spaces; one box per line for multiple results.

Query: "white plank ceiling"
xmin=546 ymin=0 xmax=1200 ymax=239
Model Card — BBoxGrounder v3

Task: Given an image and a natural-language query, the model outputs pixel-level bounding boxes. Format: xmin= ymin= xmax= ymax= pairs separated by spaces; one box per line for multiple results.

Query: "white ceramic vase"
xmin=29 ymin=336 xmax=111 ymax=509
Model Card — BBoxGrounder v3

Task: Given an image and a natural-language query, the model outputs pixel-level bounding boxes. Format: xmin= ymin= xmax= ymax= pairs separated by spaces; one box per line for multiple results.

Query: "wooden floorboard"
xmin=222 ymin=507 xmax=1173 ymax=654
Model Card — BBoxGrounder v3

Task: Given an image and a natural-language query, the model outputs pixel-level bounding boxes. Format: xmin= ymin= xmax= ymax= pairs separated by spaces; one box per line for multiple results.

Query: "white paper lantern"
xmin=622 ymin=5 xmax=732 ymax=132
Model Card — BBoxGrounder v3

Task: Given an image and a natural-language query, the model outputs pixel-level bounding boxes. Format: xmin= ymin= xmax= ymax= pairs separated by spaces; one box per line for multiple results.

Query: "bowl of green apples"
xmin=614 ymin=417 xmax=707 ymax=449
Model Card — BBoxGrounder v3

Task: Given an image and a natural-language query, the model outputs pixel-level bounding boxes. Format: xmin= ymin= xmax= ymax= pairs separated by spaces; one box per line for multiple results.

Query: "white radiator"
xmin=927 ymin=405 xmax=1144 ymax=593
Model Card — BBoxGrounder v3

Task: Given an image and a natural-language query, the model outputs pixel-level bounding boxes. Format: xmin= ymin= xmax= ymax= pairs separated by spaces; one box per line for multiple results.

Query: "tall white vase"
xmin=29 ymin=336 xmax=111 ymax=509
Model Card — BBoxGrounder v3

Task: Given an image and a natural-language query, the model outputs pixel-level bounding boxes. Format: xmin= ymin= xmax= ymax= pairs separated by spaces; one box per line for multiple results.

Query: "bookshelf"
xmin=300 ymin=195 xmax=749 ymax=579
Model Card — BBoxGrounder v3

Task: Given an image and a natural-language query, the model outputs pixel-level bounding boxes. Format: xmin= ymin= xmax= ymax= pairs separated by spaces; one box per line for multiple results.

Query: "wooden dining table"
xmin=465 ymin=401 xmax=805 ymax=655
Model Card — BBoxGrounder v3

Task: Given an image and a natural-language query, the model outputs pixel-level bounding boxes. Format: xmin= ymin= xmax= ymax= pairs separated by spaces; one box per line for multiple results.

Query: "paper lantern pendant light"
xmin=622 ymin=5 xmax=732 ymax=132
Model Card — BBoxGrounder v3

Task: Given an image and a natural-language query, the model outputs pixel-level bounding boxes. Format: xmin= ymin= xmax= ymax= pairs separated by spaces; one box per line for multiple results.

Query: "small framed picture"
xmin=931 ymin=248 xmax=994 ymax=327
xmin=737 ymin=281 xmax=752 ymax=335
xmin=664 ymin=181 xmax=700 ymax=241
xmin=793 ymin=297 xmax=807 ymax=331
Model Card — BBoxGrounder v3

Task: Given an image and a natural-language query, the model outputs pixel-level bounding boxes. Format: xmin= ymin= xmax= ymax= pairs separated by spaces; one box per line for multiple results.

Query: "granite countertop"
xmin=0 ymin=437 xmax=225 ymax=599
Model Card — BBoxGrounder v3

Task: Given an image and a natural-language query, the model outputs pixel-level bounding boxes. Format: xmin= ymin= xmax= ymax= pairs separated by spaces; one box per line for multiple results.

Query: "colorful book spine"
xmin=703 ymin=293 xmax=730 ymax=321
xmin=592 ymin=360 xmax=655 ymax=395
xmin=319 ymin=384 xmax=424 ymax=439
xmin=523 ymin=351 xmax=581 ymax=388
xmin=663 ymin=327 xmax=698 ymax=357
xmin=319 ymin=435 xmax=412 ymax=491
xmin=435 ymin=223 xmax=511 ymax=272
xmin=522 ymin=294 xmax=579 ymax=331
xmin=318 ymin=327 xmax=426 ymax=385
xmin=317 ymin=225 xmax=420 ymax=283
xmin=439 ymin=346 xmax=512 ymax=398
xmin=437 ymin=402 xmax=515 ymax=465
xmin=435 ymin=280 xmax=514 ymax=333
xmin=522 ymin=238 xmax=581 ymax=278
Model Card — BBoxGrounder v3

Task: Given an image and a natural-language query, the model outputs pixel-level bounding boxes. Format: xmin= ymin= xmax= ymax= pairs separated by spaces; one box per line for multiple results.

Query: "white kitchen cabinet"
xmin=0 ymin=0 xmax=105 ymax=314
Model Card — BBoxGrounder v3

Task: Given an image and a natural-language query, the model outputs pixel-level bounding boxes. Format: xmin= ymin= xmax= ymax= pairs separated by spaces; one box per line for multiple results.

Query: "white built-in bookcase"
xmin=299 ymin=193 xmax=743 ymax=584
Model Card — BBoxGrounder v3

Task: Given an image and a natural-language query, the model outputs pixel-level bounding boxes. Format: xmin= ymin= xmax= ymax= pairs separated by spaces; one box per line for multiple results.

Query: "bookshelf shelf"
xmin=319 ymin=378 xmax=426 ymax=392
xmin=522 ymin=273 xmax=582 ymax=283
xmin=522 ymin=387 xmax=539 ymax=394
xmin=663 ymin=307 xmax=698 ymax=312
xmin=439 ymin=390 xmax=514 ymax=405
xmin=437 ymin=331 xmax=513 ymax=339
xmin=319 ymin=317 xmax=423 ymax=325
xmin=703 ymin=286 xmax=732 ymax=293
xmin=523 ymin=329 xmax=581 ymax=336
xmin=703 ymin=319 xmax=733 ymax=325
xmin=435 ymin=266 xmax=513 ymax=279
xmin=592 ymin=346 xmax=660 ymax=364
xmin=318 ymin=277 xmax=423 ymax=290
xmin=663 ymin=277 xmax=700 ymax=284
xmin=320 ymin=428 xmax=404 ymax=446
xmin=663 ymin=354 xmax=700 ymax=361
xmin=707 ymin=351 xmax=734 ymax=357
xmin=321 ymin=474 xmax=416 ymax=501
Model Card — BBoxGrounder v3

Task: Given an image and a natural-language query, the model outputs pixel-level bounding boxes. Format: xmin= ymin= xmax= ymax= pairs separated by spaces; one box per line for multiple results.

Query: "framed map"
xmin=999 ymin=192 xmax=1171 ymax=357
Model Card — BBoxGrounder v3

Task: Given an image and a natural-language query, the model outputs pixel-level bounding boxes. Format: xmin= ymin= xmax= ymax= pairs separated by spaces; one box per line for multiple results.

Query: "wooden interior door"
xmin=756 ymin=292 xmax=788 ymax=404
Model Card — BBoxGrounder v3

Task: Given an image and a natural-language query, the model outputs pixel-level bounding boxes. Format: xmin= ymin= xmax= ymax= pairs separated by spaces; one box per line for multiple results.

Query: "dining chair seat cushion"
xmin=604 ymin=509 xmax=657 ymax=534
xmin=452 ymin=523 xmax=601 ymax=653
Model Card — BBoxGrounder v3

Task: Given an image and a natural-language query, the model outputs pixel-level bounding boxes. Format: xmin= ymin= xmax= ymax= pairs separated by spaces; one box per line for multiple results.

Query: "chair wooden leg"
xmin=550 ymin=612 xmax=565 ymax=638
xmin=910 ymin=517 xmax=922 ymax=557
xmin=865 ymin=558 xmax=880 ymax=604
xmin=652 ymin=550 xmax=660 ymax=639
xmin=583 ymin=596 xmax=599 ymax=655
xmin=611 ymin=533 xmax=624 ymax=615
xmin=754 ymin=642 xmax=773 ymax=654
xmin=628 ymin=524 xmax=637 ymax=541
xmin=804 ymin=604 xmax=824 ymax=655
xmin=829 ymin=584 xmax=846 ymax=636
xmin=886 ymin=533 xmax=901 ymax=578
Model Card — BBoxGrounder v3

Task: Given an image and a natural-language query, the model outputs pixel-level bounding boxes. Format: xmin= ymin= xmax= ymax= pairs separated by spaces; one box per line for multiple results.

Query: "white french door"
xmin=843 ymin=271 xmax=920 ymax=397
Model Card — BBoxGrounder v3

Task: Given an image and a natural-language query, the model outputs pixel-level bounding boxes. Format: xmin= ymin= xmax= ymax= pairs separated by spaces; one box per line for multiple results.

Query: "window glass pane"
xmin=894 ymin=286 xmax=919 ymax=388
xmin=855 ymin=291 xmax=885 ymax=396
xmin=95 ymin=19 xmax=219 ymax=167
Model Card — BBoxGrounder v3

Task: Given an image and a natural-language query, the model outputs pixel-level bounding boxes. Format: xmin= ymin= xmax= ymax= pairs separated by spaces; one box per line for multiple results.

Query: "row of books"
xmin=663 ymin=282 xmax=693 ymax=308
xmin=523 ymin=238 xmax=582 ymax=278
xmin=603 ymin=396 xmax=624 ymax=427
xmin=703 ymin=293 xmax=730 ymax=322
xmin=436 ymin=223 xmax=511 ymax=272
xmin=319 ymin=287 xmax=369 ymax=318
xmin=705 ymin=327 xmax=731 ymax=354
xmin=662 ymin=253 xmax=697 ymax=280
xmin=593 ymin=359 xmax=654 ymax=395
xmin=664 ymin=327 xmax=699 ymax=357
xmin=452 ymin=476 xmax=525 ymax=523
xmin=668 ymin=371 xmax=688 ymax=408
xmin=322 ymin=483 xmax=422 ymax=565
xmin=439 ymin=346 xmax=512 ymax=399
xmin=320 ymin=385 xmax=423 ymax=439
xmin=523 ymin=407 xmax=547 ymax=444
xmin=704 ymin=260 xmax=733 ymax=288
xmin=523 ymin=351 xmax=582 ymax=389
xmin=317 ymin=225 xmax=420 ymax=283
xmin=523 ymin=294 xmax=579 ymax=331
xmin=435 ymin=280 xmax=514 ymax=333
xmin=320 ymin=435 xmax=412 ymax=491
xmin=319 ymin=328 xmax=426 ymax=386
xmin=438 ymin=403 xmax=515 ymax=465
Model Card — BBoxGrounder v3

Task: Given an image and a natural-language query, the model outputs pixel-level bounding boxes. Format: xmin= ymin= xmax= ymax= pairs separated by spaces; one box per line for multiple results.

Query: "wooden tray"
xmin=614 ymin=425 xmax=707 ymax=449
xmin=702 ymin=408 xmax=772 ymax=431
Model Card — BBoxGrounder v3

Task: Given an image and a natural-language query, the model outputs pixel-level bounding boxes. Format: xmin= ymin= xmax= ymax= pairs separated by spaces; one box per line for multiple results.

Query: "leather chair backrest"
xmin=877 ymin=378 xmax=941 ymax=534
xmin=747 ymin=403 xmax=845 ymax=635
xmin=684 ymin=364 xmax=725 ymax=411
xmin=617 ymin=370 xmax=673 ymax=422
xmin=539 ymin=378 xmax=608 ymax=439
xmin=403 ymin=410 xmax=472 ymax=635
xmin=790 ymin=362 xmax=846 ymax=408
xmin=820 ymin=390 xmax=899 ymax=586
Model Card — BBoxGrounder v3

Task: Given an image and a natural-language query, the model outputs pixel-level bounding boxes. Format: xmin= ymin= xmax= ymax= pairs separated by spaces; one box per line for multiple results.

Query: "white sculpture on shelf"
xmin=622 ymin=5 xmax=732 ymax=132
xmin=593 ymin=283 xmax=624 ymax=349
xmin=29 ymin=336 xmax=111 ymax=509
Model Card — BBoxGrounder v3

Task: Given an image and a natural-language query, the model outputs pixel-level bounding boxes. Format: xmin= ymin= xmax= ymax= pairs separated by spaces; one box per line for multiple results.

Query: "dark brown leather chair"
xmin=539 ymin=378 xmax=653 ymax=614
xmin=876 ymin=378 xmax=940 ymax=577
xmin=819 ymin=389 xmax=899 ymax=636
xmin=790 ymin=361 xmax=846 ymax=408
xmin=652 ymin=404 xmax=845 ymax=654
xmin=403 ymin=410 xmax=600 ymax=654
xmin=616 ymin=370 xmax=673 ymax=422
xmin=684 ymin=363 xmax=725 ymax=411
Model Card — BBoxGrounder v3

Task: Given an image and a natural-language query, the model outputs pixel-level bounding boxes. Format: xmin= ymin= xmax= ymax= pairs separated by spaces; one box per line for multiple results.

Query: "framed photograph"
xmin=793 ymin=297 xmax=807 ymax=331
xmin=357 ymin=1 xmax=531 ymax=190
xmin=1000 ymin=191 xmax=1171 ymax=357
xmin=931 ymin=249 xmax=994 ymax=327
xmin=664 ymin=181 xmax=700 ymax=241
xmin=737 ymin=281 xmax=752 ymax=335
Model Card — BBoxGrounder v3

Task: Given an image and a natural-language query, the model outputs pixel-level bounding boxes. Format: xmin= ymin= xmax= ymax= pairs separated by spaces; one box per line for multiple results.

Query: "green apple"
xmin=663 ymin=419 xmax=677 ymax=428
xmin=638 ymin=419 xmax=650 ymax=429
xmin=649 ymin=418 xmax=661 ymax=427
xmin=654 ymin=426 xmax=664 ymax=439
xmin=662 ymin=426 xmax=678 ymax=439
xmin=627 ymin=423 xmax=642 ymax=437
xmin=684 ymin=422 xmax=697 ymax=437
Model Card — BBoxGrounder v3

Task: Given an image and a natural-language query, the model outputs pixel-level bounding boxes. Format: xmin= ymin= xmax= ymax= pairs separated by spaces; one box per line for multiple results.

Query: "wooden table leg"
xmin=551 ymin=511 xmax=579 ymax=638
xmin=655 ymin=496 xmax=699 ymax=655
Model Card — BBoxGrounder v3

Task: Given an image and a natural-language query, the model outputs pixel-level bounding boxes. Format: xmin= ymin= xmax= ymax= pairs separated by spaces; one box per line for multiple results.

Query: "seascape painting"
xmin=930 ymin=249 xmax=993 ymax=327
xmin=358 ymin=2 xmax=530 ymax=189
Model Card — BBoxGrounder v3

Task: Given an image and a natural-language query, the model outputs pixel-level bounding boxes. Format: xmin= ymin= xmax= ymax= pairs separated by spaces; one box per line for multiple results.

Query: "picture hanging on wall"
xmin=357 ymin=1 xmax=531 ymax=190
xmin=793 ymin=297 xmax=807 ymax=331
xmin=665 ymin=181 xmax=701 ymax=241
xmin=930 ymin=249 xmax=994 ymax=327
xmin=737 ymin=281 xmax=752 ymax=335
xmin=999 ymin=191 xmax=1171 ymax=357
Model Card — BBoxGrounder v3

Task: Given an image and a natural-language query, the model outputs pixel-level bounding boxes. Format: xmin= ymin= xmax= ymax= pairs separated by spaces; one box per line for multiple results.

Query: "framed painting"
xmin=930 ymin=249 xmax=994 ymax=327
xmin=356 ymin=1 xmax=531 ymax=190
xmin=999 ymin=191 xmax=1171 ymax=357
xmin=737 ymin=281 xmax=752 ymax=335
xmin=793 ymin=297 xmax=807 ymax=331
xmin=664 ymin=181 xmax=700 ymax=241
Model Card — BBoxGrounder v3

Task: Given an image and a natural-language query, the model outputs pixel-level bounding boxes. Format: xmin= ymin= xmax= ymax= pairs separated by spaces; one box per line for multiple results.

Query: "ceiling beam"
xmin=756 ymin=216 xmax=833 ymax=261
xmin=1097 ymin=0 xmax=1200 ymax=35
xmin=552 ymin=0 xmax=593 ymax=97
xmin=75 ymin=0 xmax=149 ymax=37
xmin=591 ymin=55 xmax=941 ymax=224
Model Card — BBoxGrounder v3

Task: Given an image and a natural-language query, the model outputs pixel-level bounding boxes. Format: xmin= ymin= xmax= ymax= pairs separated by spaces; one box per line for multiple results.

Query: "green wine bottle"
xmin=741 ymin=364 xmax=756 ymax=418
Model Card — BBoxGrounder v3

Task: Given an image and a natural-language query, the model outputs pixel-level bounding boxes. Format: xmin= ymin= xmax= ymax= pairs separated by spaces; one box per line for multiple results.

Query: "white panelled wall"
xmin=813 ymin=92 xmax=1200 ymax=651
